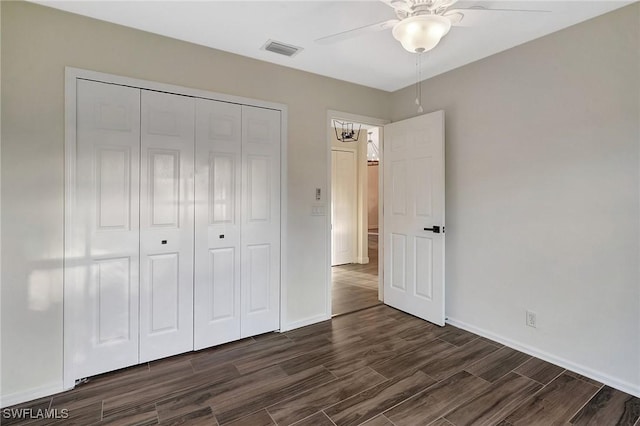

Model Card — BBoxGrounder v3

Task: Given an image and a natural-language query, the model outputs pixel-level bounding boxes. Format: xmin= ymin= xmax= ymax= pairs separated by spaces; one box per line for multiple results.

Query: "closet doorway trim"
xmin=63 ymin=67 xmax=289 ymax=390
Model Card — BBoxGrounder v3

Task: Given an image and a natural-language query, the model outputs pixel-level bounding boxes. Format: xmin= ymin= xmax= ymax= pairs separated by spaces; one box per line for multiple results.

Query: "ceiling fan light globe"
xmin=392 ymin=15 xmax=451 ymax=53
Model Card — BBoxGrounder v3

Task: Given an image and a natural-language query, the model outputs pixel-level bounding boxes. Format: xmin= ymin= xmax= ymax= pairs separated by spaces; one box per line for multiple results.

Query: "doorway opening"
xmin=328 ymin=112 xmax=388 ymax=316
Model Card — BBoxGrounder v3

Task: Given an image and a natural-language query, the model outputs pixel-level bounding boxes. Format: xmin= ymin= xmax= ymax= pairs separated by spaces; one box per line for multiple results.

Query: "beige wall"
xmin=0 ymin=0 xmax=390 ymax=402
xmin=391 ymin=4 xmax=639 ymax=394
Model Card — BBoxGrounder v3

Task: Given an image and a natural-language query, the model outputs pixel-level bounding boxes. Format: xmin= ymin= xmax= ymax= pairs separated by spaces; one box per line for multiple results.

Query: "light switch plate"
xmin=311 ymin=204 xmax=326 ymax=216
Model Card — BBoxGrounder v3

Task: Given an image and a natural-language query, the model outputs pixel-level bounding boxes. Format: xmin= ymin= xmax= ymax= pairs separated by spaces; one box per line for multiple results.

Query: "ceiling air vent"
xmin=261 ymin=39 xmax=303 ymax=58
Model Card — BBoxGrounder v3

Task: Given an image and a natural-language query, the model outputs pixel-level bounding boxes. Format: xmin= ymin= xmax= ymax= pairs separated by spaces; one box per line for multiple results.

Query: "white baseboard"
xmin=357 ymin=256 xmax=370 ymax=264
xmin=280 ymin=313 xmax=330 ymax=332
xmin=446 ymin=317 xmax=640 ymax=398
xmin=0 ymin=381 xmax=63 ymax=408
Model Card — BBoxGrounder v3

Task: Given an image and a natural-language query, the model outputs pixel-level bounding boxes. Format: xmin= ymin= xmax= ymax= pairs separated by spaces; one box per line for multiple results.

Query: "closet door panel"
xmin=241 ymin=106 xmax=281 ymax=337
xmin=70 ymin=79 xmax=141 ymax=381
xmin=194 ymin=99 xmax=242 ymax=349
xmin=139 ymin=90 xmax=195 ymax=362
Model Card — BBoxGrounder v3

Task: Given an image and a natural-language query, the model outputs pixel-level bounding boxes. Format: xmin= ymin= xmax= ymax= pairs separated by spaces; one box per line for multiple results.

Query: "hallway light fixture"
xmin=392 ymin=15 xmax=451 ymax=53
xmin=367 ymin=131 xmax=380 ymax=162
xmin=333 ymin=119 xmax=361 ymax=143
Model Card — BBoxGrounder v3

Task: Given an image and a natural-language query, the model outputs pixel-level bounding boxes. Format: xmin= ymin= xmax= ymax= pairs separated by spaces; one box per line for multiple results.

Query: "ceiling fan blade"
xmin=450 ymin=6 xmax=551 ymax=13
xmin=443 ymin=11 xmax=465 ymax=25
xmin=379 ymin=0 xmax=412 ymax=13
xmin=315 ymin=19 xmax=399 ymax=45
xmin=446 ymin=6 xmax=551 ymax=27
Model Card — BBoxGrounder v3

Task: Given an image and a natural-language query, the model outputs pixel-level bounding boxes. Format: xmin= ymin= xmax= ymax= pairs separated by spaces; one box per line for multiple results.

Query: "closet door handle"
xmin=423 ymin=226 xmax=442 ymax=234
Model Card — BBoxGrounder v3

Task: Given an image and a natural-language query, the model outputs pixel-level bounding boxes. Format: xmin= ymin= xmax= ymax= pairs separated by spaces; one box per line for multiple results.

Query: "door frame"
xmin=64 ymin=67 xmax=288 ymax=389
xmin=326 ymin=110 xmax=389 ymax=317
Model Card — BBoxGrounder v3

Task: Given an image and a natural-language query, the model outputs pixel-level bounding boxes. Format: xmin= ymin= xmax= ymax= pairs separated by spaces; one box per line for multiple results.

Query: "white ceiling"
xmin=32 ymin=0 xmax=634 ymax=92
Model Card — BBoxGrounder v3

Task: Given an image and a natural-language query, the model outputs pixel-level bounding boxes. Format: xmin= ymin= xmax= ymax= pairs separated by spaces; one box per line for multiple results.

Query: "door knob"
xmin=423 ymin=226 xmax=442 ymax=233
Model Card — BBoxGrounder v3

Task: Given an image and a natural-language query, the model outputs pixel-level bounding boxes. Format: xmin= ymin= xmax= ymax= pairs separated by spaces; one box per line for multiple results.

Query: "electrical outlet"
xmin=526 ymin=310 xmax=537 ymax=328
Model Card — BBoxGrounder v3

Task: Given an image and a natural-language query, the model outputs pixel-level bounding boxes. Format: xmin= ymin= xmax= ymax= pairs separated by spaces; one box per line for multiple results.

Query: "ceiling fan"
xmin=316 ymin=0 xmax=549 ymax=53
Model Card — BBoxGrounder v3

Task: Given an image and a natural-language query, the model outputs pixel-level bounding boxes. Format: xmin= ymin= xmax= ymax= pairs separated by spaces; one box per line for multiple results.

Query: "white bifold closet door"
xmin=68 ymin=79 xmax=281 ymax=383
xmin=139 ymin=90 xmax=195 ymax=362
xmin=194 ymin=99 xmax=242 ymax=349
xmin=240 ymin=106 xmax=281 ymax=337
xmin=71 ymin=80 xmax=141 ymax=380
xmin=194 ymin=101 xmax=281 ymax=348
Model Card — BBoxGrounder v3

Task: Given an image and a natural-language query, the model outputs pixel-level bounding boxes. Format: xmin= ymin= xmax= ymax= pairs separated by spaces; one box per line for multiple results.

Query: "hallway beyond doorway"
xmin=331 ymin=233 xmax=380 ymax=316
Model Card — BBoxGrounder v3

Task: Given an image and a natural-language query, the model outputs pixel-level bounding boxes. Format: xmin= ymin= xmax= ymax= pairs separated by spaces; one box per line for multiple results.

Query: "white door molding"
xmin=326 ymin=111 xmax=389 ymax=318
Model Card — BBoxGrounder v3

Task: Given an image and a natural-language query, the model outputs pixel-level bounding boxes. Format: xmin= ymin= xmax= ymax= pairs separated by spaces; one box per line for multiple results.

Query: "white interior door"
xmin=240 ymin=106 xmax=281 ymax=337
xmin=194 ymin=99 xmax=242 ymax=349
xmin=139 ymin=90 xmax=195 ymax=362
xmin=69 ymin=80 xmax=141 ymax=380
xmin=383 ymin=110 xmax=445 ymax=326
xmin=331 ymin=149 xmax=357 ymax=266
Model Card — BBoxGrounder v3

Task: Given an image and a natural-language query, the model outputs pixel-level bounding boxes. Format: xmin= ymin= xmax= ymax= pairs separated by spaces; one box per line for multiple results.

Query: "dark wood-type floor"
xmin=5 ymin=304 xmax=640 ymax=426
xmin=332 ymin=234 xmax=381 ymax=316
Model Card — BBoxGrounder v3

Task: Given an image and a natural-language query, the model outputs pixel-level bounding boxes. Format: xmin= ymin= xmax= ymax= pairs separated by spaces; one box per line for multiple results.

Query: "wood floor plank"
xmin=224 ymin=409 xmax=275 ymax=426
xmin=233 ymin=335 xmax=331 ymax=375
xmin=395 ymin=321 xmax=442 ymax=342
xmin=420 ymin=338 xmax=500 ymax=381
xmin=466 ymin=346 xmax=531 ymax=383
xmin=102 ymin=363 xmax=240 ymax=418
xmin=369 ymin=339 xmax=455 ymax=379
xmin=27 ymin=401 xmax=103 ymax=426
xmin=324 ymin=370 xmax=436 ymax=426
xmin=212 ymin=366 xmax=336 ymax=424
xmin=360 ymin=415 xmax=395 ymax=425
xmin=277 ymin=345 xmax=340 ymax=376
xmin=158 ymin=407 xmax=217 ymax=425
xmin=429 ymin=419 xmax=455 ymax=426
xmin=565 ymin=370 xmax=604 ymax=388
xmin=98 ymin=403 xmax=158 ymax=426
xmin=148 ymin=355 xmax=196 ymax=374
xmin=279 ymin=319 xmax=404 ymax=371
xmin=324 ymin=338 xmax=417 ymax=378
xmin=51 ymin=360 xmax=195 ymax=411
xmin=267 ymin=367 xmax=386 ymax=426
xmin=322 ymin=316 xmax=404 ymax=346
xmin=437 ymin=326 xmax=479 ymax=347
xmin=284 ymin=321 xmax=333 ymax=341
xmin=332 ymin=285 xmax=380 ymax=316
xmin=505 ymin=373 xmax=600 ymax=425
xmin=514 ymin=357 xmax=565 ymax=385
xmin=290 ymin=412 xmax=335 ymax=426
xmin=444 ymin=372 xmax=542 ymax=426
xmin=190 ymin=335 xmax=293 ymax=372
xmin=154 ymin=365 xmax=288 ymax=422
xmin=570 ymin=385 xmax=640 ymax=425
xmin=477 ymin=336 xmax=504 ymax=348
xmin=384 ymin=371 xmax=490 ymax=426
